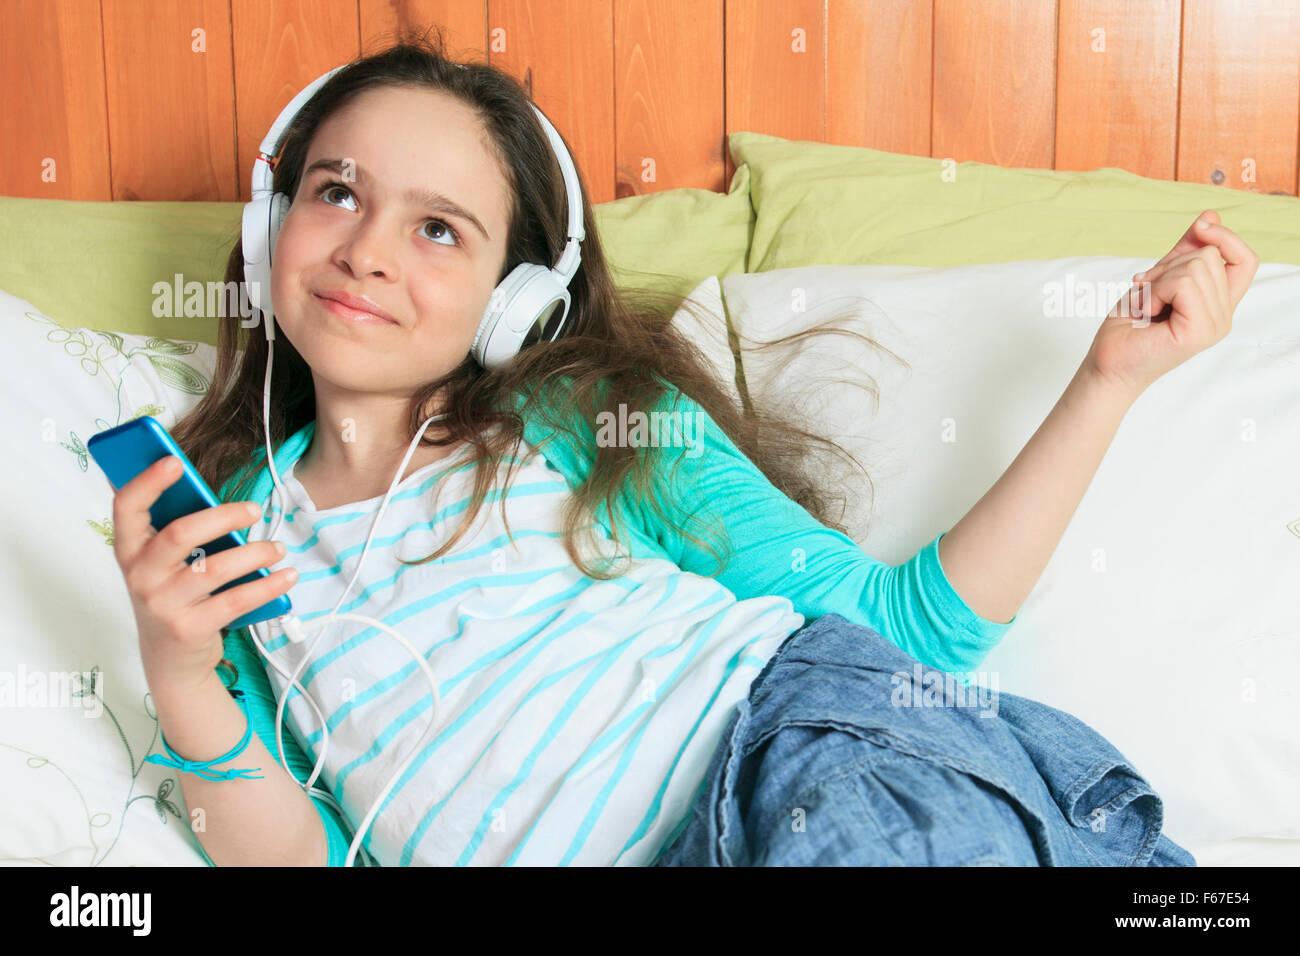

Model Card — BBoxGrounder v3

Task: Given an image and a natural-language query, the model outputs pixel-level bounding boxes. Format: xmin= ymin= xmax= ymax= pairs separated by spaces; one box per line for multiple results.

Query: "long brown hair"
xmin=175 ymin=26 xmax=904 ymax=657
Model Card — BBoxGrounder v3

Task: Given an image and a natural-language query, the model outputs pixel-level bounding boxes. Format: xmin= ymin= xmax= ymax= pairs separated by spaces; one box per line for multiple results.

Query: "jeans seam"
xmin=740 ymin=716 xmax=1033 ymax=807
xmin=714 ymin=701 xmax=752 ymax=866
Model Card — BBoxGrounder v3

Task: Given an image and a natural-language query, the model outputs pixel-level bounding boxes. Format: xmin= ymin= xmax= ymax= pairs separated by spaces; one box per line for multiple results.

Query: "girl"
xmin=113 ymin=28 xmax=1249 ymax=867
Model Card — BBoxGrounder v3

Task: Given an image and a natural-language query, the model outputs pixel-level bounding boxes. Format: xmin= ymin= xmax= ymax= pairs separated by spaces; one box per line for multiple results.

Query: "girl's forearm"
xmin=937 ymin=359 xmax=1138 ymax=626
xmin=150 ymin=670 xmax=329 ymax=866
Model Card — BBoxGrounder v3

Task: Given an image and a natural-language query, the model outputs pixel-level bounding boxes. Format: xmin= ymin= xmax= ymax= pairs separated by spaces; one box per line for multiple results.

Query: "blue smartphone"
xmin=87 ymin=415 xmax=291 ymax=631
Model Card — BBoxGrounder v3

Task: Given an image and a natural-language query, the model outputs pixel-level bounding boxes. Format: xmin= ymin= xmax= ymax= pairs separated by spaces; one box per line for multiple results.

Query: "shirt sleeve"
xmin=198 ymin=626 xmax=356 ymax=867
xmin=631 ymin=385 xmax=1017 ymax=676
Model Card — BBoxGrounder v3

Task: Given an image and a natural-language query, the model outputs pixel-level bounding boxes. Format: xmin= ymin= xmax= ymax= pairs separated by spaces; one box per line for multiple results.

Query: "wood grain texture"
xmin=104 ymin=0 xmax=236 ymax=201
xmin=1178 ymin=0 xmax=1299 ymax=195
xmin=615 ymin=0 xmax=725 ymax=197
xmin=1 ymin=0 xmax=110 ymax=199
xmin=1055 ymin=0 xmax=1180 ymax=181
xmin=932 ymin=0 xmax=1057 ymax=168
xmin=361 ymin=0 xmax=487 ymax=63
xmin=490 ymin=0 xmax=614 ymax=203
xmin=828 ymin=0 xmax=933 ymax=156
xmin=231 ymin=0 xmax=359 ymax=204
xmin=724 ymin=0 xmax=826 ymax=187
xmin=2 ymin=0 xmax=1297 ymax=200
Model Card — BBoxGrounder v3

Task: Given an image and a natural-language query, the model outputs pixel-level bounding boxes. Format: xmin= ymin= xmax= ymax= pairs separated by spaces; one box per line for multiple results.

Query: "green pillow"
xmin=731 ymin=130 xmax=1300 ymax=271
xmin=602 ymin=161 xmax=752 ymax=300
xmin=0 ymin=199 xmax=242 ymax=345
xmin=0 ymin=163 xmax=752 ymax=344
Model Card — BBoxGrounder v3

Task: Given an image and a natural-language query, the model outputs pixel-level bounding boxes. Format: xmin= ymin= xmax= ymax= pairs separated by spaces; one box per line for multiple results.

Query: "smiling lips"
xmin=313 ymin=292 xmax=399 ymax=325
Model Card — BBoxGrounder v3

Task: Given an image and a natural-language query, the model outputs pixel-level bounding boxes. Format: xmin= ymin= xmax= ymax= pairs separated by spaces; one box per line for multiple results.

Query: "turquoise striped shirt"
xmin=202 ymin=381 xmax=1014 ymax=866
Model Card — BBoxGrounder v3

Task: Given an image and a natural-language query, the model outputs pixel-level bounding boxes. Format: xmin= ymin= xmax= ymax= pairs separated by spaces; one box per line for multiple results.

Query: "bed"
xmin=2 ymin=128 xmax=1297 ymax=866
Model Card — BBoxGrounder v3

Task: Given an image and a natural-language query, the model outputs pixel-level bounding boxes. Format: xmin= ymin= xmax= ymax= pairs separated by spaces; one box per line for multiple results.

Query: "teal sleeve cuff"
xmin=895 ymin=531 xmax=1017 ymax=675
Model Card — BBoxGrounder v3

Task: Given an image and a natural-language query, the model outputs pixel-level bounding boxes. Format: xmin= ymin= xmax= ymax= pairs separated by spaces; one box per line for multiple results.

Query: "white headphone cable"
xmin=244 ymin=332 xmax=447 ymax=867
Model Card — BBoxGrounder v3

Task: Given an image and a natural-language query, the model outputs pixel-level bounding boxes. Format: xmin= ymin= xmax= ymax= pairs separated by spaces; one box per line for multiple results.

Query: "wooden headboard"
xmin=3 ymin=0 xmax=1298 ymax=203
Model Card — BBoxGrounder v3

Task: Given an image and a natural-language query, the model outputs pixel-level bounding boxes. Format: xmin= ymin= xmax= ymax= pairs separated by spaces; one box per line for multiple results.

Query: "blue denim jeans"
xmin=651 ymin=613 xmax=1195 ymax=867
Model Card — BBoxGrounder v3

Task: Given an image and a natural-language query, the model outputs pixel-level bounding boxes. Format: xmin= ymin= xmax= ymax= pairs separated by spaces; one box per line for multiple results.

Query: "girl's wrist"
xmin=148 ymin=669 xmax=251 ymax=765
xmin=145 ymin=660 xmax=231 ymax=714
xmin=139 ymin=632 xmax=228 ymax=699
xmin=1079 ymin=349 xmax=1146 ymax=408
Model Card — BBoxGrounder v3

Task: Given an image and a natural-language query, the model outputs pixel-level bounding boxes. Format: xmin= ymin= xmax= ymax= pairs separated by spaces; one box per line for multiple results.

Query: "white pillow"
xmin=0 ymin=290 xmax=218 ymax=865
xmin=722 ymin=258 xmax=1300 ymax=860
xmin=659 ymin=275 xmax=739 ymax=405
xmin=0 ymin=276 xmax=733 ymax=866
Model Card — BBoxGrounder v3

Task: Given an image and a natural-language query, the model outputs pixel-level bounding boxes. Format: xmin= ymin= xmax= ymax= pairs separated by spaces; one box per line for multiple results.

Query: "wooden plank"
xmin=932 ymin=0 xmax=1056 ymax=168
xmin=490 ymin=0 xmax=614 ymax=203
xmin=104 ymin=0 xmax=236 ymax=201
xmin=1178 ymin=0 xmax=1300 ymax=195
xmin=1 ymin=0 xmax=110 ymax=199
xmin=827 ymin=0 xmax=932 ymax=156
xmin=231 ymin=0 xmax=359 ymax=203
xmin=8 ymin=0 xmax=1300 ymax=201
xmin=724 ymin=0 xmax=826 ymax=186
xmin=360 ymin=0 xmax=488 ymax=62
xmin=615 ymin=0 xmax=725 ymax=196
xmin=1055 ymin=0 xmax=1180 ymax=180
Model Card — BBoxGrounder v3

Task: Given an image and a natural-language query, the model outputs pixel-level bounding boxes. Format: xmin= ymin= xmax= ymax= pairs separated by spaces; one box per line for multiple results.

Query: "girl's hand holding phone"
xmin=110 ymin=455 xmax=297 ymax=694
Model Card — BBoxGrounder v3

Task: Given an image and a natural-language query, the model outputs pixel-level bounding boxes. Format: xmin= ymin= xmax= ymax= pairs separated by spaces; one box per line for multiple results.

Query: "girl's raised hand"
xmin=1083 ymin=209 xmax=1260 ymax=398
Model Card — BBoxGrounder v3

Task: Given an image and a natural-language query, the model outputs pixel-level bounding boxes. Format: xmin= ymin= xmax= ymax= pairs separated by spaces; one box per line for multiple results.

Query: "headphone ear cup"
xmin=513 ymin=268 xmax=572 ymax=347
xmin=268 ymin=192 xmax=290 ymax=259
xmin=261 ymin=193 xmax=290 ymax=335
xmin=241 ymin=196 xmax=271 ymax=315
xmin=472 ymin=265 xmax=572 ymax=370
xmin=471 ymin=265 xmax=529 ymax=369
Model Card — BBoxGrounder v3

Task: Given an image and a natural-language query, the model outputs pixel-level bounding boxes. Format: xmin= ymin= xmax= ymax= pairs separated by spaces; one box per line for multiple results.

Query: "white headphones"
xmin=240 ymin=63 xmax=585 ymax=369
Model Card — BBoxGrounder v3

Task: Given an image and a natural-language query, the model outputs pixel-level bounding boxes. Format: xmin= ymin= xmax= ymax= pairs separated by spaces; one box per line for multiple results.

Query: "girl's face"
xmin=269 ymin=85 xmax=512 ymax=399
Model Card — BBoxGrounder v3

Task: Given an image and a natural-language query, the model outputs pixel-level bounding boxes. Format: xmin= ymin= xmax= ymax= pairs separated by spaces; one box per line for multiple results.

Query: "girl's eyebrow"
xmin=304 ymin=157 xmax=490 ymax=241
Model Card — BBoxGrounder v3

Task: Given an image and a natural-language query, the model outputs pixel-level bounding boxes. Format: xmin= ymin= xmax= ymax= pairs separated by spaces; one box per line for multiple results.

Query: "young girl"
xmin=113 ymin=30 xmax=1249 ymax=867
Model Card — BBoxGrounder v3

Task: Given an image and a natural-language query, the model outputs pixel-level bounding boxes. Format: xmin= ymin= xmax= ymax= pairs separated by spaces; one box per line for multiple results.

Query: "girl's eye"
xmin=312 ymin=179 xmax=462 ymax=248
xmin=419 ymin=218 xmax=462 ymax=247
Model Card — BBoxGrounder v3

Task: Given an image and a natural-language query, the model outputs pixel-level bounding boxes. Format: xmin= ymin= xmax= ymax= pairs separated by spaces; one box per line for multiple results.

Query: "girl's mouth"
xmin=313 ymin=294 xmax=399 ymax=326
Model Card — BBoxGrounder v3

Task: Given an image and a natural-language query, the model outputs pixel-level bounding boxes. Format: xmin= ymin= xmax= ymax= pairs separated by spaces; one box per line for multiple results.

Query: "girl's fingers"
xmin=1136 ymin=214 xmax=1256 ymax=311
xmin=112 ymin=456 xmax=183 ymax=568
xmin=1142 ymin=257 xmax=1216 ymax=328
xmin=162 ymin=540 xmax=288 ymax=620
xmin=1141 ymin=268 xmax=1178 ymax=322
xmin=1175 ymin=257 xmax=1218 ymax=329
xmin=1142 ymin=209 xmax=1222 ymax=278
xmin=1134 ymin=248 xmax=1223 ymax=318
xmin=196 ymin=567 xmax=297 ymax=638
xmin=1194 ymin=219 xmax=1259 ymax=307
xmin=1136 ymin=232 xmax=1223 ymax=283
xmin=1133 ymin=245 xmax=1200 ymax=292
